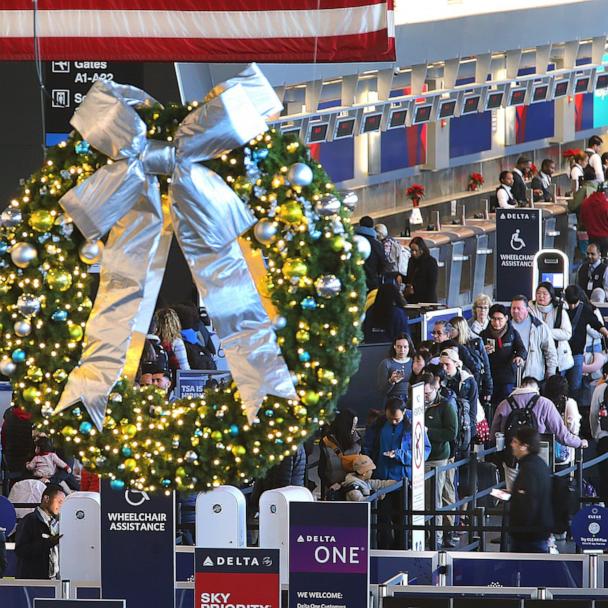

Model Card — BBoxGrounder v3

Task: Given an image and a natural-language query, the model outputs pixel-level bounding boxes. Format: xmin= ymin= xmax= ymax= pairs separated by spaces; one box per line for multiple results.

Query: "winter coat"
xmin=590 ymin=382 xmax=608 ymax=442
xmin=318 ymin=432 xmax=362 ymax=486
xmin=405 ymin=254 xmax=439 ymax=304
xmin=528 ymin=302 xmax=574 ymax=372
xmin=0 ymin=406 xmax=34 ymax=474
xmin=445 ymin=368 xmax=479 ymax=441
xmin=513 ymin=315 xmax=558 ymax=381
xmin=480 ymin=322 xmax=527 ymax=386
xmin=355 ymin=226 xmax=388 ymax=291
xmin=490 ymin=387 xmax=585 ymax=448
xmin=342 ymin=474 xmax=396 ymax=501
xmin=363 ymin=306 xmax=410 ymax=344
xmin=15 ymin=509 xmax=59 ymax=579
xmin=510 ymin=453 xmax=554 ymax=541
xmin=363 ymin=411 xmax=431 ymax=481
xmin=425 ymin=397 xmax=458 ymax=461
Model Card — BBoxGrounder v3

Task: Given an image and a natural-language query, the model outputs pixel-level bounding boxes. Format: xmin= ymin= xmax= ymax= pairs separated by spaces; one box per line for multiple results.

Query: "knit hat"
xmin=352 ymin=455 xmax=376 ymax=475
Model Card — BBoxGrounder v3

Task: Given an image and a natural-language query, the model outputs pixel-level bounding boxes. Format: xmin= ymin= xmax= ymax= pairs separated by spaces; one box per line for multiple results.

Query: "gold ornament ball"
xmin=176 ymin=466 xmax=187 ymax=478
xmin=197 ymin=405 xmax=208 ymax=418
xmin=123 ymin=424 xmax=137 ymax=438
xmin=329 ymin=235 xmax=345 ymax=252
xmin=26 ymin=366 xmax=43 ymax=383
xmin=68 ymin=324 xmax=84 ymax=341
xmin=211 ymin=431 xmax=223 ymax=443
xmin=318 ymin=368 xmax=336 ymax=384
xmin=282 ymin=258 xmax=308 ymax=280
xmin=124 ymin=458 xmax=137 ymax=471
xmin=104 ymin=416 xmax=117 ymax=430
xmin=61 ymin=425 xmax=77 ymax=437
xmin=295 ymin=329 xmax=310 ymax=343
xmin=82 ymin=297 xmax=93 ymax=310
xmin=302 ymin=390 xmax=320 ymax=406
xmin=29 ymin=209 xmax=54 ymax=233
xmin=46 ymin=268 xmax=72 ymax=292
xmin=22 ymin=386 xmax=40 ymax=402
xmin=277 ymin=201 xmax=303 ymax=224
xmin=53 ymin=369 xmax=68 ymax=383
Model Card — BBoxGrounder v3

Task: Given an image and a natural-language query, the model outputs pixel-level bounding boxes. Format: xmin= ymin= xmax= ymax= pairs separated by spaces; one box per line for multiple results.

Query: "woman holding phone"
xmin=377 ymin=334 xmax=415 ymax=403
xmin=480 ymin=304 xmax=527 ymax=406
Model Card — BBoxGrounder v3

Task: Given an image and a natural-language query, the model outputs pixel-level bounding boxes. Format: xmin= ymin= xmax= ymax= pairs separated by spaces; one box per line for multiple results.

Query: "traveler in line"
xmin=377 ymin=334 xmax=415 ymax=403
xmin=404 ymin=237 xmax=438 ymax=304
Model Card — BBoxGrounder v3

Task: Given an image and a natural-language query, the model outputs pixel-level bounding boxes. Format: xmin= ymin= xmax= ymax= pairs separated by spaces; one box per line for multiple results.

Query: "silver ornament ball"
xmin=184 ymin=450 xmax=199 ymax=464
xmin=287 ymin=162 xmax=313 ymax=186
xmin=79 ymin=240 xmax=104 ymax=265
xmin=10 ymin=242 xmax=37 ymax=268
xmin=0 ymin=357 xmax=16 ymax=376
xmin=14 ymin=320 xmax=32 ymax=337
xmin=273 ymin=315 xmax=287 ymax=330
xmin=353 ymin=234 xmax=371 ymax=260
xmin=41 ymin=404 xmax=54 ymax=418
xmin=315 ymin=274 xmax=342 ymax=299
xmin=253 ymin=219 xmax=278 ymax=245
xmin=342 ymin=192 xmax=358 ymax=212
xmin=1 ymin=207 xmax=23 ymax=227
xmin=315 ymin=195 xmax=341 ymax=217
xmin=17 ymin=294 xmax=41 ymax=317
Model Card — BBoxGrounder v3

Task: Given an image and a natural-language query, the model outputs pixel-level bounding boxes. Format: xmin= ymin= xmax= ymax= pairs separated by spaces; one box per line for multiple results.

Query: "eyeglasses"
xmin=490 ymin=316 xmax=505 ymax=322
xmin=431 ymin=330 xmax=444 ymax=335
xmin=475 ymin=305 xmax=489 ymax=310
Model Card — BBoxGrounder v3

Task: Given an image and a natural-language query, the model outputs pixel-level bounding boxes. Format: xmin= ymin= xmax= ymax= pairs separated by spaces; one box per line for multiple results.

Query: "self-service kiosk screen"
xmin=541 ymin=272 xmax=564 ymax=288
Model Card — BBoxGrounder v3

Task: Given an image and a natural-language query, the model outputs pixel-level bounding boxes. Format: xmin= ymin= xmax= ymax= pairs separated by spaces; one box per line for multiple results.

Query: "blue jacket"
xmin=363 ymin=411 xmax=431 ymax=481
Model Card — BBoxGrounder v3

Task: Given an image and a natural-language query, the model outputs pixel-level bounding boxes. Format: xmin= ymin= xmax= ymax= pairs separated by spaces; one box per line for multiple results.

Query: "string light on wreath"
xmin=0 ymin=69 xmax=367 ymax=492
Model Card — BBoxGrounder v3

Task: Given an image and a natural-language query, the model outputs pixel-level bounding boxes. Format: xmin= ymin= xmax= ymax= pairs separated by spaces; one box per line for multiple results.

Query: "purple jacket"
xmin=490 ymin=388 xmax=584 ymax=448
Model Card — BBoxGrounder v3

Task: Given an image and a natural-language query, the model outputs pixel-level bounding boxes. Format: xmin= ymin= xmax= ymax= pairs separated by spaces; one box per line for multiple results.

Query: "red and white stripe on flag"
xmin=0 ymin=0 xmax=395 ymax=63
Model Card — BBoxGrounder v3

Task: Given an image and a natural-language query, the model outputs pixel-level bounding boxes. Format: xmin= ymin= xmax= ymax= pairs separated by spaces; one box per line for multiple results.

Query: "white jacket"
xmin=528 ymin=302 xmax=574 ymax=372
xmin=513 ymin=314 xmax=558 ymax=381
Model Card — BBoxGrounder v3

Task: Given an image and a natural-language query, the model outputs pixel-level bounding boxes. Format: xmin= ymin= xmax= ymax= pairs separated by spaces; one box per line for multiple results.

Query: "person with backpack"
xmin=153 ymin=307 xmax=190 ymax=374
xmin=490 ymin=377 xmax=587 ymax=490
xmin=528 ymin=282 xmax=573 ymax=375
xmin=480 ymin=304 xmax=528 ymax=406
xmin=422 ymin=371 xmax=458 ymax=548
xmin=375 ymin=223 xmax=410 ymax=277
xmin=589 ymin=362 xmax=608 ymax=505
xmin=363 ymin=397 xmax=431 ymax=549
xmin=509 ymin=427 xmax=554 ymax=553
xmin=173 ymin=304 xmax=217 ymax=370
xmin=450 ymin=316 xmax=493 ymax=405
xmin=542 ymin=375 xmax=581 ymax=472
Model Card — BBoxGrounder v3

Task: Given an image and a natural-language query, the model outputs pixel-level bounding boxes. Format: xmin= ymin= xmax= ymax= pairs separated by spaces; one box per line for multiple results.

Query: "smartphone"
xmin=490 ymin=488 xmax=511 ymax=501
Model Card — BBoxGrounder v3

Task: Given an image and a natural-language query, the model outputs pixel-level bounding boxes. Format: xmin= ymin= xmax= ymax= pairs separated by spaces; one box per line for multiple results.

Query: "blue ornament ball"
xmin=75 ymin=140 xmax=90 ymax=155
xmin=71 ymin=407 xmax=82 ymax=417
xmin=300 ymin=297 xmax=317 ymax=310
xmin=229 ymin=424 xmax=240 ymax=437
xmin=11 ymin=349 xmax=26 ymax=363
xmin=121 ymin=447 xmax=132 ymax=457
xmin=299 ymin=351 xmax=311 ymax=363
xmin=52 ymin=310 xmax=68 ymax=322
xmin=0 ymin=241 xmax=8 ymax=254
xmin=110 ymin=479 xmax=125 ymax=491
xmin=253 ymin=148 xmax=269 ymax=161
xmin=79 ymin=421 xmax=93 ymax=435
xmin=161 ymin=479 xmax=171 ymax=488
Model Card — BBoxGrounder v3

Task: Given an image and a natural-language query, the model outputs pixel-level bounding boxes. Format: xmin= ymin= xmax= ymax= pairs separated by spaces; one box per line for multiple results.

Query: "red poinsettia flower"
xmin=562 ymin=148 xmax=583 ymax=159
xmin=529 ymin=163 xmax=538 ymax=175
xmin=469 ymin=172 xmax=485 ymax=185
xmin=406 ymin=184 xmax=425 ymax=200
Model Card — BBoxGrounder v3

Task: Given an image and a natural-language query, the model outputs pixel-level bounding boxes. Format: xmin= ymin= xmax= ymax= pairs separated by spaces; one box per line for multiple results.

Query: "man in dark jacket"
xmin=531 ymin=159 xmax=555 ymax=202
xmin=511 ymin=156 xmax=531 ymax=204
xmin=509 ymin=427 xmax=553 ymax=553
xmin=355 ymin=216 xmax=388 ymax=291
xmin=15 ymin=484 xmax=65 ymax=579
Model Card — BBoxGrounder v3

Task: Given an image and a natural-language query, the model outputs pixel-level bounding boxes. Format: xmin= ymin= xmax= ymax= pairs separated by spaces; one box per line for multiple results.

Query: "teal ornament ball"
xmin=229 ymin=424 xmax=240 ymax=436
xmin=75 ymin=140 xmax=90 ymax=154
xmin=300 ymin=296 xmax=317 ymax=310
xmin=299 ymin=351 xmax=311 ymax=363
xmin=161 ymin=479 xmax=171 ymax=488
xmin=0 ymin=241 xmax=8 ymax=254
xmin=12 ymin=349 xmax=26 ymax=363
xmin=79 ymin=421 xmax=93 ymax=435
xmin=110 ymin=479 xmax=125 ymax=491
xmin=121 ymin=447 xmax=132 ymax=457
xmin=52 ymin=310 xmax=68 ymax=322
xmin=253 ymin=148 xmax=269 ymax=161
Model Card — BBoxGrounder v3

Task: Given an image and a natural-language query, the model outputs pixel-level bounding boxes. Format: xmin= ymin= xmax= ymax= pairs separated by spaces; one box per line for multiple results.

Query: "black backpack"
xmin=184 ymin=340 xmax=217 ymax=370
xmin=552 ymin=475 xmax=577 ymax=534
xmin=503 ymin=394 xmax=540 ymax=467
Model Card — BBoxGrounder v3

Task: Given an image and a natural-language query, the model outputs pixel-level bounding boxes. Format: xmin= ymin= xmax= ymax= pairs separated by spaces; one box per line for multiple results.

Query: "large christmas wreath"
xmin=0 ymin=70 xmax=366 ymax=492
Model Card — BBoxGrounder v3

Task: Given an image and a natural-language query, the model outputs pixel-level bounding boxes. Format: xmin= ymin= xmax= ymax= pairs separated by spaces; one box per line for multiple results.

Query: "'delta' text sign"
xmin=289 ymin=501 xmax=369 ymax=608
xmin=195 ymin=547 xmax=280 ymax=608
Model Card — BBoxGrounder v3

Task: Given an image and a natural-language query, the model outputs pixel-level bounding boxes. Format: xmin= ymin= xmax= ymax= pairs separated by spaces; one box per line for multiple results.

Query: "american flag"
xmin=0 ymin=0 xmax=395 ymax=63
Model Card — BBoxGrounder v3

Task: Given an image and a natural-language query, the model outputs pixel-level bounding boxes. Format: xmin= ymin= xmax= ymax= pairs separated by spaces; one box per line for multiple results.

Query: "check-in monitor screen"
xmin=541 ymin=272 xmax=564 ymax=288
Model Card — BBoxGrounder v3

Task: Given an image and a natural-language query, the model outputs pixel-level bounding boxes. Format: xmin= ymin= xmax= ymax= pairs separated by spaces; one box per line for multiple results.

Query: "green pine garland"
xmin=0 ymin=101 xmax=366 ymax=491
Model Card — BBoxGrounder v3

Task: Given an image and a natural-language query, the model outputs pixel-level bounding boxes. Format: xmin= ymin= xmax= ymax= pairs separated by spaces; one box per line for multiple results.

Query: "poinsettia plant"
xmin=467 ymin=172 xmax=484 ymax=191
xmin=562 ymin=148 xmax=583 ymax=159
xmin=406 ymin=184 xmax=425 ymax=201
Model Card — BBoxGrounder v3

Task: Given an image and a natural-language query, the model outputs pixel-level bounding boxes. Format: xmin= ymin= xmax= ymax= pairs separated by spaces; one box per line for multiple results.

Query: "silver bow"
xmin=54 ymin=64 xmax=297 ymax=430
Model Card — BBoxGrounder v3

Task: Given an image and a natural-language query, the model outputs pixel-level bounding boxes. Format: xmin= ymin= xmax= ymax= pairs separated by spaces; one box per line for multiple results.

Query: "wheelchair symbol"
xmin=510 ymin=229 xmax=526 ymax=251
xmin=124 ymin=490 xmax=150 ymax=507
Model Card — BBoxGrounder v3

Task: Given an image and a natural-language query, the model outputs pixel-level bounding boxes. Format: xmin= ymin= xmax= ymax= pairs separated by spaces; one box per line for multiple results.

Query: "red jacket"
xmin=581 ymin=192 xmax=608 ymax=238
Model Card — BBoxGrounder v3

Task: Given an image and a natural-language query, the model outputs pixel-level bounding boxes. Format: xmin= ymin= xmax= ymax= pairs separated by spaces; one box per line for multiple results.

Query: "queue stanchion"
xmin=402 ymin=481 xmax=409 ymax=551
xmin=429 ymin=470 xmax=437 ymax=551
